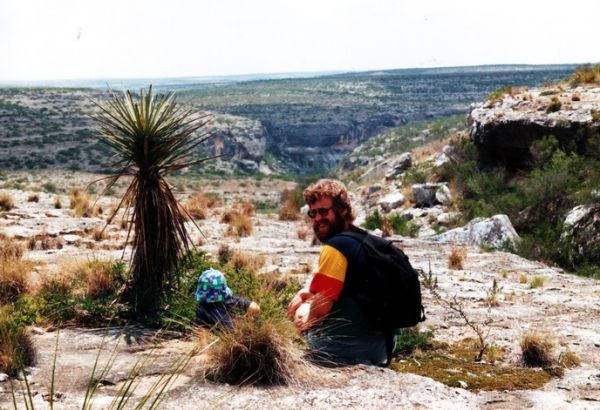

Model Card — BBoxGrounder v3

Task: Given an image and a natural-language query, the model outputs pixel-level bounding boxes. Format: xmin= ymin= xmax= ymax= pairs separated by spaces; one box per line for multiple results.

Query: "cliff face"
xmin=263 ymin=113 xmax=407 ymax=173
xmin=468 ymin=85 xmax=600 ymax=172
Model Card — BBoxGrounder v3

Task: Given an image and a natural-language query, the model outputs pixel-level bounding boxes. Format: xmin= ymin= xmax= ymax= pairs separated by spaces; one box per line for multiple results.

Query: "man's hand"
xmin=293 ymin=293 xmax=334 ymax=333
xmin=286 ymin=288 xmax=314 ymax=319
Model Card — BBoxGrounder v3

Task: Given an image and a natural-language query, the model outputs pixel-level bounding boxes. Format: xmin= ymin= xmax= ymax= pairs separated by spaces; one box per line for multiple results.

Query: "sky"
xmin=1 ymin=0 xmax=599 ymax=82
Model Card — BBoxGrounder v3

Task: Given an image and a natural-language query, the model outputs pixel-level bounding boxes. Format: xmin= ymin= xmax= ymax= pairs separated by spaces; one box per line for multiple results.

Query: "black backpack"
xmin=339 ymin=228 xmax=426 ymax=330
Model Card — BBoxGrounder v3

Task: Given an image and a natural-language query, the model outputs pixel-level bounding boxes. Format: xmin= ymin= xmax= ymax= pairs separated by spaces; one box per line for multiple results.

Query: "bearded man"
xmin=287 ymin=179 xmax=394 ymax=366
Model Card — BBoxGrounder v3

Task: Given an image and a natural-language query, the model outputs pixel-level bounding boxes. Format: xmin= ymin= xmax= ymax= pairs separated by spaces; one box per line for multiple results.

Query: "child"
xmin=195 ymin=268 xmax=260 ymax=330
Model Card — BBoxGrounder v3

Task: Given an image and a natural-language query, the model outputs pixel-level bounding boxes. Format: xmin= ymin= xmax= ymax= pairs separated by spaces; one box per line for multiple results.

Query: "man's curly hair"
xmin=303 ymin=179 xmax=355 ymax=222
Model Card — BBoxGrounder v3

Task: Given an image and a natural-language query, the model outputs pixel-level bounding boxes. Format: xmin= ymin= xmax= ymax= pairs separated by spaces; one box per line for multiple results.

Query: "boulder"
xmin=430 ymin=214 xmax=521 ymax=250
xmin=412 ymin=183 xmax=450 ymax=207
xmin=378 ymin=191 xmax=405 ymax=213
xmin=385 ymin=152 xmax=412 ymax=179
xmin=560 ymin=204 xmax=600 ymax=265
xmin=437 ymin=212 xmax=462 ymax=227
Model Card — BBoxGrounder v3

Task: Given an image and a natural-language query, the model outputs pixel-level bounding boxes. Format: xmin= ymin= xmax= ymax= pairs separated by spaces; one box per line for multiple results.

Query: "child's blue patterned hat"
xmin=195 ymin=268 xmax=233 ymax=303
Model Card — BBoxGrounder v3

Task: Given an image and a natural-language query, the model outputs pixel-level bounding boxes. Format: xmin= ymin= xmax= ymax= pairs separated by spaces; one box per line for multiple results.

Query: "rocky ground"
xmin=1 ymin=177 xmax=600 ymax=410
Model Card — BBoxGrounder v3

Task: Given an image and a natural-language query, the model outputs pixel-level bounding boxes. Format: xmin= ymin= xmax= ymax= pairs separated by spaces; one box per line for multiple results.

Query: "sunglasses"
xmin=307 ymin=207 xmax=334 ymax=219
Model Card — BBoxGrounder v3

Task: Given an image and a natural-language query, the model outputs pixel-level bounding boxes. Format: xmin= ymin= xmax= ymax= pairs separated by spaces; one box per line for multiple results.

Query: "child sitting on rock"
xmin=195 ymin=268 xmax=260 ymax=330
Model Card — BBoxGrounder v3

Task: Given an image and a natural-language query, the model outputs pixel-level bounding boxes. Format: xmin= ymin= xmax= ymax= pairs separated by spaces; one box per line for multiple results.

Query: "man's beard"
xmin=313 ymin=212 xmax=346 ymax=243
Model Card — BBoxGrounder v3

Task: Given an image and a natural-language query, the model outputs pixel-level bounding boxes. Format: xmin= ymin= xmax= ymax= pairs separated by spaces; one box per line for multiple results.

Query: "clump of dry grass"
xmin=381 ymin=219 xmax=393 ymax=237
xmin=185 ymin=191 xmax=218 ymax=220
xmin=0 ymin=193 xmax=15 ymax=211
xmin=231 ymin=250 xmax=266 ymax=272
xmin=0 ymin=236 xmax=34 ymax=302
xmin=27 ymin=193 xmax=39 ymax=202
xmin=558 ymin=349 xmax=581 ymax=369
xmin=448 ymin=243 xmax=466 ymax=270
xmin=520 ymin=332 xmax=555 ymax=368
xmin=238 ymin=199 xmax=255 ymax=217
xmin=278 ymin=188 xmax=302 ymax=221
xmin=69 ymin=188 xmax=94 ymax=217
xmin=207 ymin=318 xmax=301 ymax=386
xmin=0 ymin=307 xmax=37 ymax=376
xmin=217 ymin=244 xmax=233 ymax=264
xmin=223 ymin=210 xmax=253 ymax=238
xmin=92 ymin=226 xmax=105 ymax=242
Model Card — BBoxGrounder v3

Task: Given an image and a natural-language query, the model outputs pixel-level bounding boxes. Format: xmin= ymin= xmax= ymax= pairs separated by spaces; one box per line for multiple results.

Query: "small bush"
xmin=69 ymin=188 xmax=93 ymax=217
xmin=529 ymin=276 xmax=545 ymax=289
xmin=546 ymin=96 xmax=562 ymax=113
xmin=0 ymin=193 xmax=15 ymax=211
xmin=558 ymin=349 xmax=581 ymax=369
xmin=520 ymin=332 xmax=554 ymax=367
xmin=208 ymin=318 xmax=298 ymax=385
xmin=231 ymin=250 xmax=266 ymax=272
xmin=279 ymin=188 xmax=303 ymax=221
xmin=27 ymin=194 xmax=39 ymax=202
xmin=217 ymin=244 xmax=233 ymax=265
xmin=569 ymin=63 xmax=600 ymax=86
xmin=226 ymin=212 xmax=253 ymax=238
xmin=363 ymin=209 xmax=384 ymax=230
xmin=448 ymin=244 xmax=466 ymax=270
xmin=394 ymin=327 xmax=434 ymax=355
xmin=0 ymin=307 xmax=37 ymax=376
xmin=185 ymin=191 xmax=215 ymax=220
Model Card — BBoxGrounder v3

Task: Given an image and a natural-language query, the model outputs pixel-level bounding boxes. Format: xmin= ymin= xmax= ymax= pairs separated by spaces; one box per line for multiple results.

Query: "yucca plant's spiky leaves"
xmin=88 ymin=86 xmax=221 ymax=312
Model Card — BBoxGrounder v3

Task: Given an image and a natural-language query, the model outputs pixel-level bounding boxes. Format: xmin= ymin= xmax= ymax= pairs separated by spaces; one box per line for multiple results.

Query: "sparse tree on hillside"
xmin=89 ymin=86 xmax=219 ymax=312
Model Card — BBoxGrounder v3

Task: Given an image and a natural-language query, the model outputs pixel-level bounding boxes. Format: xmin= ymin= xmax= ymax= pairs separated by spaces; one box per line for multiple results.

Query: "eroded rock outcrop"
xmin=468 ymin=86 xmax=600 ymax=172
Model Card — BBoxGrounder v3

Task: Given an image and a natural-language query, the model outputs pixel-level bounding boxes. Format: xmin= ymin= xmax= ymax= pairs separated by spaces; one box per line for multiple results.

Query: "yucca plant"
xmin=89 ymin=86 xmax=220 ymax=312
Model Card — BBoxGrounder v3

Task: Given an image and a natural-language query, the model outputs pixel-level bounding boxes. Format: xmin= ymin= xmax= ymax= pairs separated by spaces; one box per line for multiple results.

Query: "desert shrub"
xmin=381 ymin=219 xmax=393 ymax=237
xmin=363 ymin=209 xmax=384 ymax=230
xmin=238 ymin=200 xmax=255 ymax=217
xmin=569 ymin=63 xmax=600 ymax=86
xmin=0 ymin=193 xmax=15 ymax=211
xmin=279 ymin=188 xmax=303 ymax=221
xmin=0 ymin=236 xmax=33 ymax=303
xmin=0 ymin=235 xmax=24 ymax=260
xmin=448 ymin=245 xmax=466 ymax=270
xmin=36 ymin=260 xmax=127 ymax=325
xmin=42 ymin=182 xmax=58 ymax=193
xmin=362 ymin=210 xmax=418 ymax=237
xmin=529 ymin=276 xmax=545 ymax=289
xmin=485 ymin=85 xmax=515 ymax=102
xmin=231 ymin=250 xmax=266 ymax=272
xmin=520 ymin=332 xmax=554 ymax=367
xmin=27 ymin=193 xmax=39 ymax=202
xmin=37 ymin=278 xmax=77 ymax=323
xmin=92 ymin=226 xmax=105 ymax=241
xmin=208 ymin=318 xmax=298 ymax=385
xmin=546 ymin=96 xmax=562 ymax=113
xmin=69 ymin=188 xmax=93 ymax=217
xmin=558 ymin=349 xmax=581 ymax=368
xmin=226 ymin=212 xmax=253 ymax=237
xmin=220 ymin=208 xmax=237 ymax=224
xmin=185 ymin=191 xmax=216 ymax=220
xmin=0 ymin=306 xmax=37 ymax=376
xmin=441 ymin=132 xmax=600 ymax=274
xmin=1 ymin=258 xmax=34 ymax=303
xmin=394 ymin=327 xmax=434 ymax=355
xmin=217 ymin=243 xmax=233 ymax=265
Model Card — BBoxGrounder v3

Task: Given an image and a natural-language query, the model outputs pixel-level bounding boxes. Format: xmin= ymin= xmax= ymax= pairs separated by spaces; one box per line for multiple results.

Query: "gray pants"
xmin=305 ymin=331 xmax=394 ymax=366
